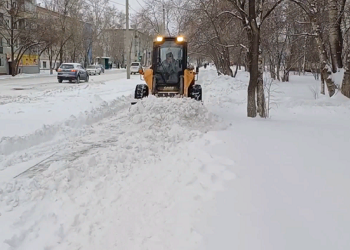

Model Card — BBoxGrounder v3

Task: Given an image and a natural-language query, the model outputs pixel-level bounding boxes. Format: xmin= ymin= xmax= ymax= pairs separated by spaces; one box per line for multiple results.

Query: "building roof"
xmin=36 ymin=5 xmax=92 ymax=25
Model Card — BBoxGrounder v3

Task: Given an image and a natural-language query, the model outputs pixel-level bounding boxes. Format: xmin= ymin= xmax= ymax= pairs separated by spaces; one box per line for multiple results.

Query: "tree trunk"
xmin=11 ymin=50 xmax=15 ymax=76
xmin=321 ymin=71 xmax=325 ymax=95
xmin=59 ymin=46 xmax=63 ymax=66
xmin=245 ymin=51 xmax=251 ymax=72
xmin=10 ymin=15 xmax=15 ymax=76
xmin=222 ymin=47 xmax=233 ymax=76
xmin=282 ymin=70 xmax=289 ymax=82
xmin=257 ymin=46 xmax=266 ymax=118
xmin=49 ymin=47 xmax=53 ymax=75
xmin=341 ymin=53 xmax=350 ymax=98
xmin=270 ymin=57 xmax=276 ymax=79
xmin=235 ymin=48 xmax=242 ymax=75
xmin=328 ymin=0 xmax=343 ymax=72
xmin=238 ymin=49 xmax=242 ymax=70
xmin=233 ymin=63 xmax=239 ymax=77
xmin=312 ymin=18 xmax=337 ymax=97
xmin=247 ymin=29 xmax=259 ymax=118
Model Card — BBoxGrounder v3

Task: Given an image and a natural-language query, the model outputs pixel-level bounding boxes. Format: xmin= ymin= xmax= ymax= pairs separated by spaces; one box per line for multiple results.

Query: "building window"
xmin=43 ymin=61 xmax=47 ymax=68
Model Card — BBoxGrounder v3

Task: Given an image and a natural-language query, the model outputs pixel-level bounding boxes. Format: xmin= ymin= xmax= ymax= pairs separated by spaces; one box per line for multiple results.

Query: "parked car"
xmin=86 ymin=65 xmax=102 ymax=75
xmin=130 ymin=62 xmax=142 ymax=74
xmin=57 ymin=63 xmax=89 ymax=83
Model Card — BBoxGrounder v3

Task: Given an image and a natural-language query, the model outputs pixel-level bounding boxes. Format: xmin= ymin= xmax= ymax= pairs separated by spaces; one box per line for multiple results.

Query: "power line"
xmin=134 ymin=0 xmax=145 ymax=9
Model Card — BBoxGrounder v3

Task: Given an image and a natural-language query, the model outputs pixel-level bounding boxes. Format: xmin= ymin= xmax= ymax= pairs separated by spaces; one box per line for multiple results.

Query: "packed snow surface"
xmin=1 ymin=67 xmax=349 ymax=249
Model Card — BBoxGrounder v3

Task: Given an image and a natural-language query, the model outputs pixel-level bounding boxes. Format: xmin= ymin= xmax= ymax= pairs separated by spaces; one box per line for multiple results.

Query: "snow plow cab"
xmin=134 ymin=36 xmax=202 ymax=101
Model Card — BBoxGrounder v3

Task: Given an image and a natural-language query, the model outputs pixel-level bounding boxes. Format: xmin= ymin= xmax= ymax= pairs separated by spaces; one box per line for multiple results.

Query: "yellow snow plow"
xmin=133 ymin=36 xmax=201 ymax=103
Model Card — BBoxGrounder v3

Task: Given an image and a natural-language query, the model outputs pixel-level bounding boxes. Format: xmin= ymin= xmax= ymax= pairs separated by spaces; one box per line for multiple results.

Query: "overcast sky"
xmin=36 ymin=0 xmax=145 ymax=15
xmin=110 ymin=0 xmax=144 ymax=14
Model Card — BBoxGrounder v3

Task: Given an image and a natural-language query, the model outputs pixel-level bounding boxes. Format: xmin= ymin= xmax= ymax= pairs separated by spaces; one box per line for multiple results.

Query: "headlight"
xmin=156 ymin=36 xmax=163 ymax=42
xmin=177 ymin=36 xmax=184 ymax=42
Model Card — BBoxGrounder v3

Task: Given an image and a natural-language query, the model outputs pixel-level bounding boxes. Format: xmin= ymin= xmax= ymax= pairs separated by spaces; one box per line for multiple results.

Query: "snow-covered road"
xmin=0 ymin=69 xmax=126 ymax=99
xmin=0 ymin=71 xmax=138 ymax=152
xmin=1 ymin=67 xmax=349 ymax=250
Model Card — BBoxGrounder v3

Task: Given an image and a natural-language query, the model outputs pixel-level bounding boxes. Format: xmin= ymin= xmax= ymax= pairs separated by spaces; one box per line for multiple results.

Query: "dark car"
xmin=57 ymin=63 xmax=89 ymax=83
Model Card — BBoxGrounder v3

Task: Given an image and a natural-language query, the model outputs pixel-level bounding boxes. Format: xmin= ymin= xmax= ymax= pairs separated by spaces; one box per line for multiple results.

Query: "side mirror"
xmin=196 ymin=66 xmax=199 ymax=73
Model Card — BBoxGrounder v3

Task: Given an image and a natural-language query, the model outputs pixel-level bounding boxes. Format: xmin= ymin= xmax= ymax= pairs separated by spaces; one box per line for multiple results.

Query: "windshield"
xmin=60 ymin=64 xmax=74 ymax=69
xmin=87 ymin=66 xmax=95 ymax=69
xmin=156 ymin=41 xmax=183 ymax=84
xmin=131 ymin=63 xmax=139 ymax=66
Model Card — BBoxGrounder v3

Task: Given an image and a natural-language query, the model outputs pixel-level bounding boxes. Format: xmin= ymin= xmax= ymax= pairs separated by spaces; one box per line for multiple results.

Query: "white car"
xmin=86 ymin=65 xmax=102 ymax=75
xmin=130 ymin=62 xmax=142 ymax=74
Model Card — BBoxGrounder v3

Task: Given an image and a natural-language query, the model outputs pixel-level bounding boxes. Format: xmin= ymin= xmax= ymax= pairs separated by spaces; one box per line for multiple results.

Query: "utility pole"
xmin=126 ymin=0 xmax=130 ymax=79
xmin=162 ymin=3 xmax=166 ymax=35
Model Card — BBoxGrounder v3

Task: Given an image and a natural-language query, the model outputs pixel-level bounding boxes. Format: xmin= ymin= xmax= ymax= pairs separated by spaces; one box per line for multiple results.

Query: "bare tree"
xmin=84 ymin=0 xmax=122 ymax=60
xmin=328 ymin=0 xmax=345 ymax=72
xmin=0 ymin=0 xmax=44 ymax=76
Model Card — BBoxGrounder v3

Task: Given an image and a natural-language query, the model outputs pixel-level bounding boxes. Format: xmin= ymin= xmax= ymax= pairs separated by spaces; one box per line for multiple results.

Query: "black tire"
xmin=152 ymin=76 xmax=157 ymax=95
xmin=76 ymin=75 xmax=80 ymax=83
xmin=179 ymin=76 xmax=184 ymax=95
xmin=58 ymin=79 xmax=63 ymax=83
xmin=189 ymin=84 xmax=202 ymax=101
xmin=85 ymin=75 xmax=89 ymax=82
xmin=134 ymin=84 xmax=149 ymax=99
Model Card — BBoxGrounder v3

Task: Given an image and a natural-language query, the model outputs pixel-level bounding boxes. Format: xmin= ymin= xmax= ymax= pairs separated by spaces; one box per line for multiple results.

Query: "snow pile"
xmin=130 ymin=95 xmax=218 ymax=131
xmin=0 ymin=85 xmax=85 ymax=105
xmin=0 ymin=95 xmax=234 ymax=250
xmin=201 ymin=68 xmax=248 ymax=108
xmin=0 ymin=96 xmax=131 ymax=156
xmin=0 ymin=72 xmax=57 ymax=80
xmin=0 ymin=78 xmax=140 ymax=156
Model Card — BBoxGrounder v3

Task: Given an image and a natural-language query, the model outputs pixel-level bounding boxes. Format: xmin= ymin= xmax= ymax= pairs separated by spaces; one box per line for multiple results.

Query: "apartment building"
xmin=0 ymin=1 xmax=92 ymax=75
xmin=0 ymin=0 xmax=38 ymax=75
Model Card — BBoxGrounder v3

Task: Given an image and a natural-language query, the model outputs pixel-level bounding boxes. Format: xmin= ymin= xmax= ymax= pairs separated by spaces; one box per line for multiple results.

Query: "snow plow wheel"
xmin=180 ymin=76 xmax=184 ymax=95
xmin=134 ymin=84 xmax=149 ymax=99
xmin=189 ymin=84 xmax=202 ymax=101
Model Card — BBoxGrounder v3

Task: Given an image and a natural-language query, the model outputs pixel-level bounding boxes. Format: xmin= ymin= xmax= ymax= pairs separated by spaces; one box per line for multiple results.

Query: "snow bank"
xmin=0 ymin=72 xmax=57 ymax=80
xmin=0 ymin=79 xmax=139 ymax=156
xmin=0 ymin=96 xmax=130 ymax=157
xmin=0 ymin=96 xmax=233 ymax=250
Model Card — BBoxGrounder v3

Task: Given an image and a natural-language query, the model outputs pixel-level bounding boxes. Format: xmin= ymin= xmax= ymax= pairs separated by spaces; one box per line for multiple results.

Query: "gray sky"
xmin=36 ymin=0 xmax=145 ymax=15
xmin=110 ymin=0 xmax=144 ymax=14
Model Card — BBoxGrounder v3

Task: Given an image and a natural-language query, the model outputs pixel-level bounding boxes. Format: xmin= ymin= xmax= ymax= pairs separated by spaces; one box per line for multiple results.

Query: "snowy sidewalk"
xmin=199 ymin=68 xmax=350 ymax=250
